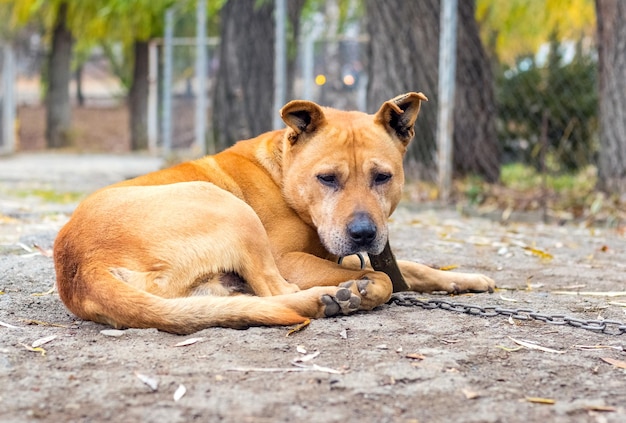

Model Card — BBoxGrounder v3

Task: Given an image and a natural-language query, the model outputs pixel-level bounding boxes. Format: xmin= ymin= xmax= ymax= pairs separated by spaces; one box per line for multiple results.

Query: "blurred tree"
xmin=1 ymin=0 xmax=75 ymax=148
xmin=212 ymin=0 xmax=275 ymax=149
xmin=212 ymin=0 xmax=305 ymax=148
xmin=77 ymin=0 xmax=183 ymax=151
xmin=596 ymin=0 xmax=626 ymax=195
xmin=45 ymin=1 xmax=73 ymax=148
xmin=0 ymin=0 xmax=203 ymax=151
xmin=365 ymin=0 xmax=500 ymax=183
xmin=476 ymin=0 xmax=595 ymax=65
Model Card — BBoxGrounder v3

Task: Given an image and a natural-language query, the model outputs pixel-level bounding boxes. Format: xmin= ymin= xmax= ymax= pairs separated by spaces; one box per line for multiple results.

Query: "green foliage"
xmin=476 ymin=0 xmax=595 ymax=64
xmin=12 ymin=188 xmax=85 ymax=204
xmin=0 ymin=0 xmax=217 ymax=86
xmin=496 ymin=35 xmax=598 ymax=171
xmin=500 ymin=163 xmax=596 ymax=193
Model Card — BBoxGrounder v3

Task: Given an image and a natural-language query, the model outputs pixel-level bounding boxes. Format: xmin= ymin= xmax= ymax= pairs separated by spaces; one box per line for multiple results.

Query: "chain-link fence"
xmin=150 ymin=37 xmax=219 ymax=152
xmin=4 ymin=1 xmax=622 ymax=216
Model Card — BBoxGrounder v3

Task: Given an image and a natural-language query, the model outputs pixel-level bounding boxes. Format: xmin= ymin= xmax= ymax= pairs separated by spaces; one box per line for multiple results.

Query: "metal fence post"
xmin=437 ymin=0 xmax=458 ymax=202
xmin=1 ymin=44 xmax=16 ymax=155
xmin=273 ymin=0 xmax=286 ymax=130
xmin=195 ymin=0 xmax=208 ymax=155
xmin=147 ymin=41 xmax=158 ymax=154
xmin=162 ymin=7 xmax=174 ymax=155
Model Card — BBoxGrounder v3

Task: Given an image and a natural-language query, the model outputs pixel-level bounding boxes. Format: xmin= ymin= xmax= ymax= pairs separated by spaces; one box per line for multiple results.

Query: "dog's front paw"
xmin=447 ymin=273 xmax=495 ymax=294
xmin=320 ymin=287 xmax=361 ymax=317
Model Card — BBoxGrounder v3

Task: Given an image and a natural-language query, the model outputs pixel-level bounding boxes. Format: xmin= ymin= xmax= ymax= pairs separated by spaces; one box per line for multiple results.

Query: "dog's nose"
xmin=347 ymin=213 xmax=377 ymax=247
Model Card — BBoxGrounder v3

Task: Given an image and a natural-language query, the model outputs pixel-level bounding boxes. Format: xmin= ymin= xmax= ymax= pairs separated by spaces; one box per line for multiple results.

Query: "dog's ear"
xmin=280 ymin=100 xmax=326 ymax=139
xmin=374 ymin=92 xmax=428 ymax=146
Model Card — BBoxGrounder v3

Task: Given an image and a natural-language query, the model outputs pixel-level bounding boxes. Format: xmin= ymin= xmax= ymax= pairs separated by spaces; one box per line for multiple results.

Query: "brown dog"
xmin=54 ymin=92 xmax=494 ymax=334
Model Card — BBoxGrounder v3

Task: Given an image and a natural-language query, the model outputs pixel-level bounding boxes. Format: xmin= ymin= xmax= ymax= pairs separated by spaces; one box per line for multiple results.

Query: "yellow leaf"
xmin=30 ymin=287 xmax=56 ymax=297
xmin=286 ymin=319 xmax=310 ymax=337
xmin=525 ymin=397 xmax=555 ymax=405
xmin=524 ymin=246 xmax=553 ymax=261
xmin=439 ymin=264 xmax=459 ymax=271
xmin=20 ymin=343 xmax=46 ymax=356
xmin=22 ymin=319 xmax=69 ymax=328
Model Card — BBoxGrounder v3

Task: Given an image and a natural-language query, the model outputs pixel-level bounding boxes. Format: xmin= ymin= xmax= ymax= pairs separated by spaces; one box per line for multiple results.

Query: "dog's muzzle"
xmin=347 ymin=213 xmax=377 ymax=247
xmin=346 ymin=213 xmax=380 ymax=252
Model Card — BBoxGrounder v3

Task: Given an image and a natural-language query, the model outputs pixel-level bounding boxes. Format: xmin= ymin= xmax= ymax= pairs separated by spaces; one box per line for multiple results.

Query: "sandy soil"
xmin=1 ymin=154 xmax=625 ymax=423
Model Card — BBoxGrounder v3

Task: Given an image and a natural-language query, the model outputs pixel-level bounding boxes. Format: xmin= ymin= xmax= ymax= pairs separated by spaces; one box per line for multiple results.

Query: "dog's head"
xmin=279 ymin=92 xmax=427 ymax=257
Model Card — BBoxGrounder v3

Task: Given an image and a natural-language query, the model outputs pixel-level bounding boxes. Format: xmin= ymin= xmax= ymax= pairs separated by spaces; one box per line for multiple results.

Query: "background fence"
xmin=1 ymin=0 xmax=617 ymax=221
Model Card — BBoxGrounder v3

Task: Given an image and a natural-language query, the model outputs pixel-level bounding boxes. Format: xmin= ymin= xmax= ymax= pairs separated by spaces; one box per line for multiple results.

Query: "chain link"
xmin=389 ymin=294 xmax=626 ymax=336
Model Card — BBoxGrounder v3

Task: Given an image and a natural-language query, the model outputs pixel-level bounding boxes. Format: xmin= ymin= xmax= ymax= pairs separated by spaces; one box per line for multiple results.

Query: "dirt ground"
xmin=1 ymin=153 xmax=625 ymax=423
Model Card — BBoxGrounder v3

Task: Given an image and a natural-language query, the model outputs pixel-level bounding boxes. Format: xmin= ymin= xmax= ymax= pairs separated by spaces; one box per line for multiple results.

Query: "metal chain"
xmin=389 ymin=294 xmax=626 ymax=336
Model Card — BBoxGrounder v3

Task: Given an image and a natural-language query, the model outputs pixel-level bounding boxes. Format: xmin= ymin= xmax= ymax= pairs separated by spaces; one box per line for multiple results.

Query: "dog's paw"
xmin=447 ymin=273 xmax=495 ymax=294
xmin=339 ymin=279 xmax=372 ymax=296
xmin=321 ymin=287 xmax=361 ymax=317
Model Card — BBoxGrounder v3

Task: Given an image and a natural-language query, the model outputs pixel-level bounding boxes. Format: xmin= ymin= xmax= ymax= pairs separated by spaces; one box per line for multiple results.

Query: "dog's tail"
xmin=58 ymin=268 xmax=307 ymax=335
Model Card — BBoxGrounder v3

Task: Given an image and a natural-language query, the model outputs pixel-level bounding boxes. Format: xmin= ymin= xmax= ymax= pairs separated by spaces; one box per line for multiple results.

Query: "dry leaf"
xmin=495 ymin=345 xmax=523 ymax=352
xmin=17 ymin=242 xmax=33 ymax=252
xmin=523 ymin=246 xmax=553 ymax=261
xmin=228 ymin=364 xmax=346 ymax=375
xmin=291 ymin=363 xmax=347 ymax=374
xmin=508 ymin=337 xmax=565 ymax=354
xmin=462 ymin=388 xmax=480 ymax=400
xmin=405 ymin=353 xmax=425 ymax=360
xmin=499 ymin=294 xmax=518 ymax=302
xmin=286 ymin=319 xmax=310 ymax=337
xmin=135 ymin=372 xmax=159 ymax=391
xmin=600 ymin=357 xmax=626 ymax=369
xmin=574 ymin=345 xmax=622 ymax=351
xmin=552 ymin=291 xmax=626 ymax=297
xmin=173 ymin=384 xmax=186 ymax=402
xmin=293 ymin=351 xmax=320 ymax=363
xmin=0 ymin=320 xmax=20 ymax=329
xmin=33 ymin=244 xmax=53 ymax=257
xmin=20 ymin=343 xmax=46 ymax=356
xmin=100 ymin=329 xmax=126 ymax=337
xmin=30 ymin=287 xmax=56 ymax=297
xmin=32 ymin=335 xmax=57 ymax=348
xmin=585 ymin=405 xmax=616 ymax=412
xmin=525 ymin=397 xmax=555 ymax=405
xmin=23 ymin=319 xmax=69 ymax=328
xmin=174 ymin=337 xmax=205 ymax=347
xmin=440 ymin=339 xmax=461 ymax=344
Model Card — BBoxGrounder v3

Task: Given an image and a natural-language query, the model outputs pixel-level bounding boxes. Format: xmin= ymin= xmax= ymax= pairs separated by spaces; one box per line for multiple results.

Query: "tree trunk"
xmin=453 ymin=0 xmax=499 ymax=182
xmin=212 ymin=0 xmax=274 ymax=149
xmin=45 ymin=1 xmax=73 ymax=149
xmin=75 ymin=64 xmax=85 ymax=107
xmin=128 ymin=40 xmax=149 ymax=150
xmin=595 ymin=0 xmax=626 ymax=195
xmin=286 ymin=0 xmax=306 ymax=101
xmin=365 ymin=0 xmax=499 ymax=182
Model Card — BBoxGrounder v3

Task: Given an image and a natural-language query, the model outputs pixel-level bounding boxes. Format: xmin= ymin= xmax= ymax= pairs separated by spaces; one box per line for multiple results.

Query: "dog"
xmin=53 ymin=92 xmax=495 ymax=334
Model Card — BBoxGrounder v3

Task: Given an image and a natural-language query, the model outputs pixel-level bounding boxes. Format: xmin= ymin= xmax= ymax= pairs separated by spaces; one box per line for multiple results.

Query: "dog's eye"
xmin=317 ymin=174 xmax=339 ymax=188
xmin=373 ymin=173 xmax=392 ymax=185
